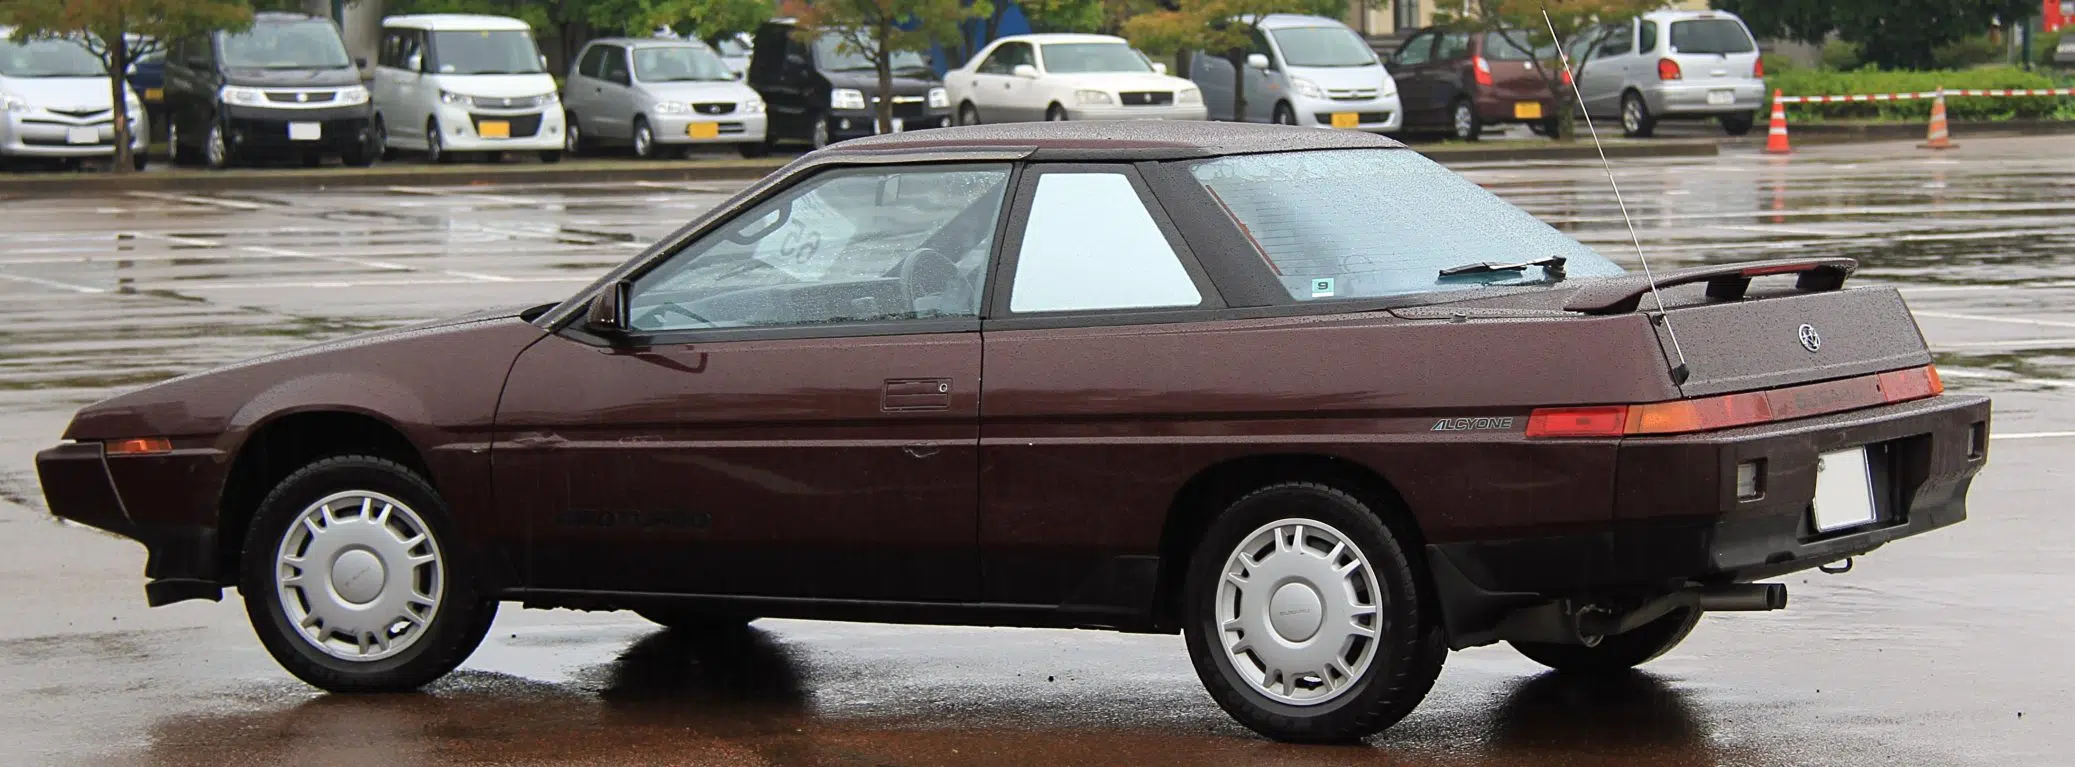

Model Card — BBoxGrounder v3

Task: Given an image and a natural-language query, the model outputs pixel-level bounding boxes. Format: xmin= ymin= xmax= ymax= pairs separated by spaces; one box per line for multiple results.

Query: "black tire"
xmin=1272 ymin=102 xmax=1297 ymax=125
xmin=240 ymin=455 xmax=497 ymax=692
xmin=1510 ymin=607 xmax=1701 ymax=674
xmin=130 ymin=150 xmax=148 ymax=172
xmin=168 ymin=121 xmax=197 ymax=166
xmin=1620 ymin=91 xmax=1657 ymax=138
xmin=1450 ymin=98 xmax=1482 ymax=141
xmin=563 ymin=112 xmax=590 ymax=156
xmin=342 ymin=142 xmax=376 ymax=168
xmin=373 ymin=116 xmax=397 ymax=161
xmin=1719 ymin=112 xmax=1756 ymax=136
xmin=204 ymin=120 xmax=233 ymax=170
xmin=537 ymin=150 xmax=562 ymax=164
xmin=1045 ymin=103 xmax=1068 ymax=122
xmin=1181 ymin=482 xmax=1444 ymax=743
xmin=635 ymin=609 xmax=759 ymax=632
xmin=736 ymin=141 xmax=769 ymax=158
xmin=632 ymin=117 xmax=658 ymax=159
xmin=958 ymin=101 xmax=981 ymax=126
xmin=426 ymin=118 xmax=454 ymax=164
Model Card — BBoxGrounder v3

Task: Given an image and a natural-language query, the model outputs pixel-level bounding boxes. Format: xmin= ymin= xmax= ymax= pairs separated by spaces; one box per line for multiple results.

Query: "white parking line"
xmin=179 ymin=275 xmax=590 ymax=291
xmin=125 ymin=191 xmax=270 ymax=211
xmin=0 ymin=271 xmax=107 ymax=293
xmin=1914 ymin=311 xmax=2075 ymax=330
xmin=1937 ymin=368 xmax=2075 ymax=389
xmin=1934 ymin=337 xmax=2075 ymax=349
xmin=385 ymin=185 xmax=538 ymax=206
xmin=1992 ymin=431 xmax=2075 ymax=441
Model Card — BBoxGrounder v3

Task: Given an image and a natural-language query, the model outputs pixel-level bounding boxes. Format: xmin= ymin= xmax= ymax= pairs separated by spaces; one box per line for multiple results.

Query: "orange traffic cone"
xmin=1765 ymin=90 xmax=1791 ymax=154
xmin=1919 ymin=89 xmax=1956 ymax=150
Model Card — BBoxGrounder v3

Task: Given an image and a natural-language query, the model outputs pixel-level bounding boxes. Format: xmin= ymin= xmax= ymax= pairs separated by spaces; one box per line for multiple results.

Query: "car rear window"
xmin=1482 ymin=32 xmax=1536 ymax=61
xmin=1188 ymin=149 xmax=1622 ymax=302
xmin=1669 ymin=19 xmax=1755 ymax=54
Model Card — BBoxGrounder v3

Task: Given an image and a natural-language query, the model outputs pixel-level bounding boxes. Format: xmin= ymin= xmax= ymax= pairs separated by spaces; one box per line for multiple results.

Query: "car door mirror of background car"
xmin=1152 ymin=62 xmax=1167 ymax=75
xmin=404 ymin=52 xmax=423 ymax=72
xmin=1012 ymin=64 xmax=1038 ymax=78
xmin=586 ymin=281 xmax=631 ymax=335
xmin=1245 ymin=53 xmax=1270 ymax=70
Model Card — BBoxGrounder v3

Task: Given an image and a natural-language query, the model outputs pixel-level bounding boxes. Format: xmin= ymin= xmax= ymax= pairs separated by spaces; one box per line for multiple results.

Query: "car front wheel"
xmin=1182 ymin=482 xmax=1445 ymax=743
xmin=240 ymin=455 xmax=496 ymax=692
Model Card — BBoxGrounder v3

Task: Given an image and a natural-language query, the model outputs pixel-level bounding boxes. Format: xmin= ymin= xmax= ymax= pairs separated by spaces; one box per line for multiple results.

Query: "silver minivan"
xmin=1189 ymin=14 xmax=1403 ymax=133
xmin=561 ymin=37 xmax=767 ymax=159
xmin=1573 ymin=9 xmax=1764 ymax=137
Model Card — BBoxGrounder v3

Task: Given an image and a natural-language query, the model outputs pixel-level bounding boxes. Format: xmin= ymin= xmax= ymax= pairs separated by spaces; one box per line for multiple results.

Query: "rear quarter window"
xmin=1670 ymin=19 xmax=1756 ymax=54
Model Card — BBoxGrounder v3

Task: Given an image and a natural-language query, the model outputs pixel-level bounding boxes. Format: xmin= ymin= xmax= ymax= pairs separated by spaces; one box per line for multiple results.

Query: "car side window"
xmin=1597 ymin=23 xmax=1634 ymax=58
xmin=600 ymin=46 xmax=630 ymax=85
xmin=1395 ymin=33 xmax=1433 ymax=66
xmin=1435 ymin=32 xmax=1470 ymax=62
xmin=1639 ymin=20 xmax=1659 ymax=54
xmin=627 ymin=164 xmax=1013 ymax=333
xmin=977 ymin=44 xmax=1014 ymax=74
xmin=1008 ymin=172 xmax=1203 ymax=313
xmin=577 ymin=44 xmax=607 ymax=79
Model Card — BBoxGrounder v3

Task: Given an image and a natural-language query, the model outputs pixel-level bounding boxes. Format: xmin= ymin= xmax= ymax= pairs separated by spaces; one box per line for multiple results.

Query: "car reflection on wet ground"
xmin=1 ymin=136 xmax=2070 ymax=766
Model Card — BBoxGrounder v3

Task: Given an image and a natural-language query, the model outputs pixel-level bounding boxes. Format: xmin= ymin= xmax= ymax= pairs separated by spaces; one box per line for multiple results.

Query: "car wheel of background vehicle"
xmin=240 ymin=455 xmax=497 ymax=693
xmin=632 ymin=118 xmax=657 ymax=159
xmin=634 ymin=609 xmax=759 ymax=632
xmin=1620 ymin=91 xmax=1656 ymax=138
xmin=958 ymin=102 xmax=981 ymax=126
xmin=373 ymin=117 xmax=397 ymax=161
xmin=809 ymin=114 xmax=831 ymax=150
xmin=537 ymin=150 xmax=562 ymax=164
xmin=1450 ymin=99 xmax=1482 ymax=141
xmin=131 ymin=150 xmax=148 ymax=172
xmin=204 ymin=122 xmax=232 ymax=170
xmin=342 ymin=137 xmax=377 ymax=168
xmin=1182 ymin=482 xmax=1445 ymax=743
xmin=1719 ymin=112 xmax=1756 ymax=136
xmin=1511 ymin=606 xmax=1701 ymax=674
xmin=1045 ymin=103 xmax=1069 ymax=122
xmin=301 ymin=152 xmax=323 ymax=168
xmin=425 ymin=119 xmax=452 ymax=164
xmin=1272 ymin=102 xmax=1297 ymax=126
xmin=167 ymin=122 xmax=193 ymax=166
xmin=563 ymin=113 xmax=588 ymax=155
xmin=737 ymin=141 xmax=768 ymax=158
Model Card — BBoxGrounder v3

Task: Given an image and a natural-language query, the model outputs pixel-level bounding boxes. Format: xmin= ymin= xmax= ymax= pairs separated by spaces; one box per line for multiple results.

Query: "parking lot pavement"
xmin=2 ymin=135 xmax=2072 ymax=765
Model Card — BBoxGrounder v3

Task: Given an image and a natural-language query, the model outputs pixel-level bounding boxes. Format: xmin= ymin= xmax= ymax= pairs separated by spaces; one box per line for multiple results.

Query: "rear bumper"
xmin=1427 ymin=393 xmax=1989 ymax=646
xmin=1473 ymin=92 xmax=1557 ymax=124
xmin=1645 ymin=80 xmax=1766 ymax=117
xmin=35 ymin=442 xmax=224 ymax=606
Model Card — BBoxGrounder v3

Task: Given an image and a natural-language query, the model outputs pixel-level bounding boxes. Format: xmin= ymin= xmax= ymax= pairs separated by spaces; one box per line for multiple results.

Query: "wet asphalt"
xmin=1 ymin=135 xmax=2072 ymax=766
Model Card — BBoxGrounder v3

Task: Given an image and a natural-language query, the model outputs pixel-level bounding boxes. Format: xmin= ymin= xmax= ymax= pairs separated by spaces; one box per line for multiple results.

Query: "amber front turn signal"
xmin=105 ymin=437 xmax=172 ymax=456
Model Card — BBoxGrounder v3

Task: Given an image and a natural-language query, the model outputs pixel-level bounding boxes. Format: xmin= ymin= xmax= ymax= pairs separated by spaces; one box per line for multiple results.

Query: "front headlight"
xmin=219 ymin=85 xmax=264 ymax=105
xmin=1290 ymin=77 xmax=1323 ymax=98
xmin=927 ymin=87 xmax=948 ymax=108
xmin=741 ymin=97 xmax=765 ymax=114
xmin=1178 ymin=88 xmax=1202 ymax=105
xmin=1380 ymin=77 xmax=1397 ymax=97
xmin=831 ymin=88 xmax=866 ymax=110
xmin=438 ymin=90 xmax=473 ymax=107
xmin=1075 ymin=89 xmax=1113 ymax=105
xmin=0 ymin=91 xmax=26 ymax=112
xmin=338 ymin=85 xmax=370 ymax=105
xmin=652 ymin=101 xmax=691 ymax=115
xmin=539 ymin=91 xmax=559 ymax=105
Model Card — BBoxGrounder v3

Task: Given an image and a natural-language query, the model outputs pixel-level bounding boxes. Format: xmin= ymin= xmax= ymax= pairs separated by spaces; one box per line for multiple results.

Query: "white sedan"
xmin=946 ymin=33 xmax=1208 ymax=124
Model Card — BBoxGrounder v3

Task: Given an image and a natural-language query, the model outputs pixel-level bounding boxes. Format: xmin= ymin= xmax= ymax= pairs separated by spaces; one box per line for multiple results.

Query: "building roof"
xmin=381 ymin=14 xmax=534 ymax=32
xmin=825 ymin=120 xmax=1404 ymax=161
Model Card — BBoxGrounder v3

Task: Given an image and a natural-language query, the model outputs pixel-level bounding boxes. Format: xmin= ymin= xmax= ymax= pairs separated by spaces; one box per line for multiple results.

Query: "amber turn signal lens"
xmin=105 ymin=437 xmax=172 ymax=456
xmin=1524 ymin=406 xmax=1630 ymax=438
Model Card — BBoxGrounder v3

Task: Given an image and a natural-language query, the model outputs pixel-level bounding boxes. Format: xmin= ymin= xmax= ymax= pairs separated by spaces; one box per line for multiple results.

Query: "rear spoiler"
xmin=1564 ymin=258 xmax=1858 ymax=315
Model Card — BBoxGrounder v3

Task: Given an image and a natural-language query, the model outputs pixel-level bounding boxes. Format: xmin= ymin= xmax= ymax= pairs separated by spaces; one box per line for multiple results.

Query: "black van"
xmin=746 ymin=20 xmax=951 ymax=149
xmin=165 ymin=12 xmax=378 ymax=168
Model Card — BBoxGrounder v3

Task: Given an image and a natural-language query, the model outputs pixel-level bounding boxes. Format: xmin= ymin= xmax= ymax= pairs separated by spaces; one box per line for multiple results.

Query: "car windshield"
xmin=0 ymin=38 xmax=105 ymax=77
xmin=1482 ymin=32 xmax=1539 ymax=61
xmin=1269 ymin=26 xmax=1376 ymax=67
xmin=219 ymin=21 xmax=352 ymax=69
xmin=429 ymin=30 xmax=544 ymax=75
xmin=1669 ymin=19 xmax=1755 ymax=54
xmin=814 ymin=34 xmax=929 ymax=73
xmin=634 ymin=45 xmax=733 ymax=81
xmin=1188 ymin=149 xmax=1622 ymax=301
xmin=1040 ymin=42 xmax=1152 ymax=74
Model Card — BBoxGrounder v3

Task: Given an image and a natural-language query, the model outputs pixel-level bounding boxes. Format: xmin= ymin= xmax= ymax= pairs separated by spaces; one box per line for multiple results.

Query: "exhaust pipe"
xmin=1696 ymin=583 xmax=1788 ymax=611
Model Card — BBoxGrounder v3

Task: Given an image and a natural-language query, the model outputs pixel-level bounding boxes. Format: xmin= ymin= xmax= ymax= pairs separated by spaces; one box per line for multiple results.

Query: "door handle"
xmin=882 ymin=378 xmax=951 ymax=412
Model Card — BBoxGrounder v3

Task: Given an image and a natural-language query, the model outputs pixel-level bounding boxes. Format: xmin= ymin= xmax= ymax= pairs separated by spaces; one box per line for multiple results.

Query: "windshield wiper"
xmin=1438 ymin=255 xmax=1567 ymax=281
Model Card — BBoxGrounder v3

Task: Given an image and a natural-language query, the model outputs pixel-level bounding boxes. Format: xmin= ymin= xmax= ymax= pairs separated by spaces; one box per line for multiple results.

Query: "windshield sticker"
xmin=1310 ymin=277 xmax=1336 ymax=298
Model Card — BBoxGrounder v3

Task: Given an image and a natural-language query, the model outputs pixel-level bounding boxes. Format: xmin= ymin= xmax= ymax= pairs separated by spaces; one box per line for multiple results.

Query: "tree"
xmin=1715 ymin=0 xmax=2009 ymax=70
xmin=1439 ymin=0 xmax=1656 ymax=140
xmin=779 ymin=0 xmax=986 ymax=134
xmin=0 ymin=0 xmax=250 ymax=172
xmin=1124 ymin=0 xmax=1378 ymax=123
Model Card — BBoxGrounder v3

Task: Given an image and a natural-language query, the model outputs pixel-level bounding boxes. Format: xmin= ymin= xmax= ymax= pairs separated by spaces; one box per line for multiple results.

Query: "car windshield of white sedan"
xmin=220 ymin=22 xmax=351 ymax=69
xmin=814 ymin=35 xmax=929 ymax=74
xmin=0 ymin=39 xmax=105 ymax=77
xmin=1269 ymin=27 xmax=1376 ymax=67
xmin=429 ymin=30 xmax=544 ymax=75
xmin=634 ymin=45 xmax=733 ymax=82
xmin=1040 ymin=43 xmax=1152 ymax=74
xmin=1190 ymin=149 xmax=1622 ymax=301
xmin=629 ymin=165 xmax=1012 ymax=331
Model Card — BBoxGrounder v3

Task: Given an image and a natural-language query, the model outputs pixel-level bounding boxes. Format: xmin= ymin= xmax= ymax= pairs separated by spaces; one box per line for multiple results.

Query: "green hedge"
xmin=1767 ymin=67 xmax=2075 ymax=121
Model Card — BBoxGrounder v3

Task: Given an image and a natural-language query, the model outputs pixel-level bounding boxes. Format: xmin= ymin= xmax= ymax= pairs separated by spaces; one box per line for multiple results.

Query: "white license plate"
xmin=1811 ymin=448 xmax=1878 ymax=532
xmin=288 ymin=122 xmax=322 ymax=141
xmin=66 ymin=127 xmax=98 ymax=145
xmin=1707 ymin=90 xmax=1735 ymax=106
xmin=891 ymin=118 xmax=904 ymax=133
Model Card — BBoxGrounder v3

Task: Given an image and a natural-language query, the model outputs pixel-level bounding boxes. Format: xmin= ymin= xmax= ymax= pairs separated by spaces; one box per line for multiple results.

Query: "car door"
xmin=593 ymin=44 xmax=636 ymax=139
xmin=1430 ymin=31 xmax=1473 ymax=119
xmin=977 ymin=164 xmax=1225 ymax=607
xmin=1389 ymin=31 xmax=1438 ymax=127
xmin=1243 ymin=29 xmax=1278 ymax=123
xmin=373 ymin=28 xmax=419 ymax=144
xmin=1578 ymin=23 xmax=1633 ymax=119
xmin=564 ymin=43 xmax=604 ymax=132
xmin=969 ymin=42 xmax=1025 ymax=123
xmin=494 ymin=162 xmax=1016 ymax=600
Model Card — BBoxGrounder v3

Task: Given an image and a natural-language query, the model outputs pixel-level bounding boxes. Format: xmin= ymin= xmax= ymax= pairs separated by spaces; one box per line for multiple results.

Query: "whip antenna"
xmin=1541 ymin=8 xmax=1690 ymax=385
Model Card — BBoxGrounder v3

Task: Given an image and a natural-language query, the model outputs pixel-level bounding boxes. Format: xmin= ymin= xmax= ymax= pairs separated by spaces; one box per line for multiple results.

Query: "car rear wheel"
xmin=1510 ymin=607 xmax=1701 ymax=673
xmin=635 ymin=609 xmax=758 ymax=632
xmin=1620 ymin=91 xmax=1656 ymax=138
xmin=1450 ymin=99 xmax=1481 ymax=141
xmin=958 ymin=102 xmax=981 ymax=126
xmin=1719 ymin=112 xmax=1756 ymax=136
xmin=1182 ymin=482 xmax=1445 ymax=743
xmin=240 ymin=455 xmax=496 ymax=692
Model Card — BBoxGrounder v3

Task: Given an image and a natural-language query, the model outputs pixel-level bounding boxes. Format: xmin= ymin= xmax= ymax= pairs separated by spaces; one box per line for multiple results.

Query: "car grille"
xmin=22 ymin=117 xmax=113 ymax=126
xmin=1120 ymin=91 xmax=1174 ymax=106
xmin=1327 ymin=88 xmax=1380 ymax=101
xmin=20 ymin=134 xmax=110 ymax=146
xmin=471 ymin=113 xmax=543 ymax=137
xmin=693 ymin=102 xmax=735 ymax=115
xmin=265 ymin=90 xmax=336 ymax=104
xmin=1315 ymin=111 xmax=1392 ymax=124
xmin=472 ymin=94 xmax=551 ymax=110
xmin=44 ymin=107 xmax=110 ymax=119
xmin=714 ymin=122 xmax=747 ymax=134
xmin=868 ymin=96 xmax=929 ymax=119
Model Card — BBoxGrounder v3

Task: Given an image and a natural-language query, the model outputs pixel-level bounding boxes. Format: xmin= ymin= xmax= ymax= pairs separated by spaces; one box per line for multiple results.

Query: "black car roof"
xmin=823 ymin=121 xmax=1406 ymax=161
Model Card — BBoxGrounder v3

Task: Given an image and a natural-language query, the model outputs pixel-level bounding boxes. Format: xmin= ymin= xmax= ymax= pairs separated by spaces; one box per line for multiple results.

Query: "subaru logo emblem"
xmin=1798 ymin=323 xmax=1821 ymax=353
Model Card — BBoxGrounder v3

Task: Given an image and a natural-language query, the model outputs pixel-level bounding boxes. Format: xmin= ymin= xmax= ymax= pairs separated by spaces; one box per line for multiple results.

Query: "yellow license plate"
xmin=478 ymin=120 xmax=510 ymax=139
xmin=687 ymin=122 xmax=720 ymax=139
xmin=1514 ymin=102 xmax=1543 ymax=119
xmin=1329 ymin=112 xmax=1359 ymax=129
xmin=144 ymin=88 xmax=163 ymax=102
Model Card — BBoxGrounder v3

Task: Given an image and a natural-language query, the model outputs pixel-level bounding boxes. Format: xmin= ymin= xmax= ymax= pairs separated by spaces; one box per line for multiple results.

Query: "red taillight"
xmin=1657 ymin=58 xmax=1682 ymax=81
xmin=1627 ymin=394 xmax=1773 ymax=435
xmin=1877 ymin=365 xmax=1943 ymax=402
xmin=1753 ymin=57 xmax=1764 ymax=78
xmin=1560 ymin=69 xmax=1574 ymax=86
xmin=105 ymin=437 xmax=172 ymax=456
xmin=1525 ymin=406 xmax=1629 ymax=438
xmin=1473 ymin=55 xmax=1494 ymax=86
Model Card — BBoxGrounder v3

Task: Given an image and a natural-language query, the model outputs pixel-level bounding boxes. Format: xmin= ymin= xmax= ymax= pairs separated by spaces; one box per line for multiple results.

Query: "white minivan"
xmin=371 ymin=14 xmax=565 ymax=163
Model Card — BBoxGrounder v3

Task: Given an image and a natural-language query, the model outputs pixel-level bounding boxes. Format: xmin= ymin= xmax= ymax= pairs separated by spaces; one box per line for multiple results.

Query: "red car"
xmin=1390 ymin=27 xmax=1559 ymax=140
xmin=36 ymin=122 xmax=1987 ymax=743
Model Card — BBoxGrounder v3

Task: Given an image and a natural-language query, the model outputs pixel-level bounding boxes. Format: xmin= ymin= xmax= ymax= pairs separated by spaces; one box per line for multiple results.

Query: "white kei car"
xmin=945 ymin=33 xmax=1207 ymax=125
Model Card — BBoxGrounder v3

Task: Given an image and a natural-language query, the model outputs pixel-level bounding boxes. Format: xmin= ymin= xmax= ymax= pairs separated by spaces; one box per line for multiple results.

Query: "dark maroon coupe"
xmin=36 ymin=122 xmax=1987 ymax=743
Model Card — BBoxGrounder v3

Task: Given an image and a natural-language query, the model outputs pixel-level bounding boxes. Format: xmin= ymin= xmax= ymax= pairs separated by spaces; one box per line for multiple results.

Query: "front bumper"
xmin=1289 ymin=93 xmax=1403 ymax=132
xmin=1064 ymin=103 xmax=1209 ymax=121
xmin=0 ymin=110 xmax=149 ymax=158
xmin=825 ymin=109 xmax=952 ymax=142
xmin=432 ymin=103 xmax=564 ymax=152
xmin=1645 ymin=80 xmax=1767 ymax=117
xmin=1427 ymin=393 xmax=1989 ymax=646
xmin=222 ymin=104 xmax=372 ymax=156
xmin=651 ymin=110 xmax=768 ymax=145
xmin=35 ymin=442 xmax=225 ymax=606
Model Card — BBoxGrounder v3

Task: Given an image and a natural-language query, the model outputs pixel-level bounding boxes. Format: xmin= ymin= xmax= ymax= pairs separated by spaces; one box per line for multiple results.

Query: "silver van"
xmin=1189 ymin=14 xmax=1403 ymax=133
xmin=1573 ymin=9 xmax=1763 ymax=137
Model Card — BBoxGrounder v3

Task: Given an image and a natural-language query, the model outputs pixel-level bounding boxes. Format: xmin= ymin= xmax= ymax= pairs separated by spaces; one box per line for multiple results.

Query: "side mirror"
xmin=354 ymin=56 xmax=368 ymax=69
xmin=539 ymin=54 xmax=550 ymax=70
xmin=1151 ymin=61 xmax=1168 ymax=75
xmin=1245 ymin=53 xmax=1270 ymax=70
xmin=404 ymin=53 xmax=422 ymax=72
xmin=1011 ymin=64 xmax=1038 ymax=78
xmin=585 ymin=281 xmax=630 ymax=335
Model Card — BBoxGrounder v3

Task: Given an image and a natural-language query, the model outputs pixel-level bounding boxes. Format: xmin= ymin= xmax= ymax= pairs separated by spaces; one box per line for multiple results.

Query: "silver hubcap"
xmin=1216 ymin=518 xmax=1381 ymax=706
xmin=812 ymin=119 xmax=828 ymax=149
xmin=1624 ymin=100 xmax=1642 ymax=132
xmin=274 ymin=490 xmax=444 ymax=662
xmin=565 ymin=120 xmax=579 ymax=151
xmin=1455 ymin=105 xmax=1473 ymax=137
xmin=635 ymin=125 xmax=651 ymax=156
xmin=960 ymin=106 xmax=977 ymax=125
xmin=206 ymin=124 xmax=226 ymax=166
xmin=427 ymin=123 xmax=441 ymax=160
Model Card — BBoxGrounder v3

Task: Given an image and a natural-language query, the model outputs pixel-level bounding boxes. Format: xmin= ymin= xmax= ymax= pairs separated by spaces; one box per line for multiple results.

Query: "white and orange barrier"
xmin=1764 ymin=87 xmax=2074 ymax=154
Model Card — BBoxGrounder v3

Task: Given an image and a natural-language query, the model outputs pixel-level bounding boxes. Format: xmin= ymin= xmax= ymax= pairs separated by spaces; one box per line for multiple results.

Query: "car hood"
xmin=62 ymin=306 xmax=542 ymax=443
xmin=824 ymin=69 xmax=940 ymax=94
xmin=1284 ymin=64 xmax=1391 ymax=91
xmin=1 ymin=76 xmax=127 ymax=109
xmin=1045 ymin=72 xmax=1199 ymax=92
xmin=223 ymin=66 xmax=363 ymax=88
xmin=640 ymin=80 xmax=758 ymax=103
xmin=434 ymin=73 xmax=558 ymax=98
